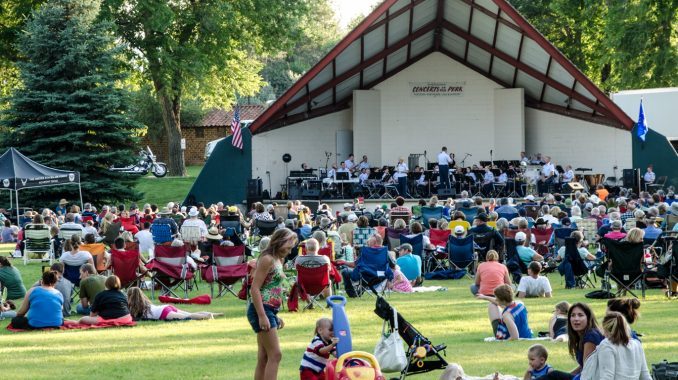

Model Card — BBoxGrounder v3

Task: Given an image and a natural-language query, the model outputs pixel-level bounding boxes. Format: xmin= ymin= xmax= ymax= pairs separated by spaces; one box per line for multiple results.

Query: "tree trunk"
xmin=158 ymin=92 xmax=187 ymax=177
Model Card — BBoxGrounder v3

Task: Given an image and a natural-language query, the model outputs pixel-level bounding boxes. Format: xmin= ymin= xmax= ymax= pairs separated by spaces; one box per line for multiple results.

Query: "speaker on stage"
xmin=437 ymin=187 xmax=456 ymax=197
xmin=564 ymin=182 xmax=585 ymax=192
xmin=303 ymin=200 xmax=320 ymax=215
xmin=622 ymin=169 xmax=639 ymax=189
xmin=247 ymin=179 xmax=262 ymax=197
xmin=288 ymin=184 xmax=301 ymax=200
xmin=302 ymin=188 xmax=321 ymax=199
xmin=246 ymin=196 xmax=263 ymax=210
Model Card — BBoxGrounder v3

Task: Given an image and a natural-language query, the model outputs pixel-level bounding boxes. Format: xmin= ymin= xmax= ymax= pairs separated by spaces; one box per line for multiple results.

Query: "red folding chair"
xmin=147 ymin=245 xmax=194 ymax=299
xmin=429 ymin=229 xmax=451 ymax=248
xmin=300 ymin=242 xmax=341 ymax=285
xmin=295 ymin=262 xmax=331 ymax=310
xmin=531 ymin=227 xmax=553 ymax=256
xmin=201 ymin=245 xmax=248 ymax=298
xmin=111 ymin=248 xmax=145 ymax=289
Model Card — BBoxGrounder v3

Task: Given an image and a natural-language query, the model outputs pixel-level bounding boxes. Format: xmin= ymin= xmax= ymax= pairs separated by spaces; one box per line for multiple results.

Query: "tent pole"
xmin=78 ymin=182 xmax=83 ymax=210
xmin=15 ymin=190 xmax=19 ymax=224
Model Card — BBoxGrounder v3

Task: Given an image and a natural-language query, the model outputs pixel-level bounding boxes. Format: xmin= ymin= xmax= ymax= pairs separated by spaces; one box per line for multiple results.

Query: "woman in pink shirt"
xmin=470 ymin=250 xmax=510 ymax=296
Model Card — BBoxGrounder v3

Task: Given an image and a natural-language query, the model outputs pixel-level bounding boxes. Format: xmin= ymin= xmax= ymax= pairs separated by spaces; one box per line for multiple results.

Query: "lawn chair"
xmin=219 ymin=214 xmax=242 ymax=234
xmin=63 ymin=263 xmax=82 ymax=287
xmin=601 ymin=238 xmax=646 ymax=298
xmin=110 ymin=248 xmax=145 ymax=289
xmin=505 ymin=238 xmax=527 ymax=284
xmin=59 ymin=226 xmax=83 ymax=244
xmin=296 ymin=261 xmax=331 ymax=310
xmin=448 ymin=235 xmax=475 ymax=278
xmin=23 ymin=224 xmax=54 ymax=265
xmin=497 ymin=212 xmax=519 ymax=222
xmin=350 ymin=246 xmax=393 ymax=297
xmin=429 ymin=229 xmax=451 ymax=248
xmin=553 ymin=228 xmax=576 ymax=258
xmin=149 ymin=222 xmax=173 ymax=245
xmin=201 ymin=245 xmax=247 ymax=298
xmin=563 ymin=238 xmax=595 ymax=289
xmin=101 ymin=221 xmax=122 ymax=246
xmin=254 ymin=219 xmax=277 ymax=236
xmin=389 ymin=212 xmax=411 ymax=226
xmin=374 ymin=296 xmax=448 ymax=379
xmin=147 ymin=245 xmax=194 ymax=299
xmin=457 ymin=207 xmax=478 ymax=221
xmin=353 ymin=227 xmax=376 ymax=249
xmin=524 ymin=205 xmax=539 ymax=220
xmin=180 ymin=225 xmax=202 ymax=245
xmin=472 ymin=231 xmax=496 ymax=263
xmin=80 ymin=243 xmax=108 ymax=274
xmin=386 ymin=227 xmax=406 ymax=250
xmin=399 ymin=234 xmax=424 ymax=261
xmin=578 ymin=218 xmax=599 ymax=246
xmin=420 ymin=207 xmax=444 ymax=229
xmin=447 ymin=220 xmax=470 ymax=233
xmin=531 ymin=226 xmax=553 ymax=257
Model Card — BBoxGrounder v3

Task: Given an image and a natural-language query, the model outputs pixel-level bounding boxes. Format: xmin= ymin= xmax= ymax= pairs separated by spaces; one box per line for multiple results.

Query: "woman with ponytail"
xmin=606 ymin=298 xmax=641 ymax=340
xmin=580 ymin=311 xmax=650 ymax=380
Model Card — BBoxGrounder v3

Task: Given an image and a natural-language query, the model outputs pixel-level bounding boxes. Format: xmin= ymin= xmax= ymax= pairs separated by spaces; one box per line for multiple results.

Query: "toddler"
xmin=300 ymin=317 xmax=339 ymax=380
xmin=523 ymin=344 xmax=552 ymax=380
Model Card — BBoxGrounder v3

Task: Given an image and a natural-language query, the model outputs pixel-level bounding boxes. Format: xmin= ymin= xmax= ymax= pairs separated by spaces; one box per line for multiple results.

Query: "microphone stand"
xmin=461 ymin=153 xmax=471 ymax=168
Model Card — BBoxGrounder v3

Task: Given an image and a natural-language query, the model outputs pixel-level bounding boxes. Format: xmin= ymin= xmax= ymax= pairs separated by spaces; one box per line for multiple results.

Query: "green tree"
xmin=1 ymin=0 xmax=142 ymax=206
xmin=101 ymin=0 xmax=312 ymax=176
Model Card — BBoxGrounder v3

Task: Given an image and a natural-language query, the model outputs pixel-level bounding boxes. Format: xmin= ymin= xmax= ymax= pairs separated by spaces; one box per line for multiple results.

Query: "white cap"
xmin=347 ymin=214 xmax=358 ymax=222
xmin=343 ymin=202 xmax=353 ymax=208
xmin=515 ymin=231 xmax=527 ymax=242
xmin=188 ymin=207 xmax=199 ymax=217
xmin=454 ymin=225 xmax=465 ymax=234
xmin=525 ymin=195 xmax=535 ymax=201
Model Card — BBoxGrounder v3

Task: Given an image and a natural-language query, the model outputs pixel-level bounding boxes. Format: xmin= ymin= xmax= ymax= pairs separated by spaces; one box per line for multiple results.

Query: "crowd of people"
xmin=1 ymin=184 xmax=675 ymax=379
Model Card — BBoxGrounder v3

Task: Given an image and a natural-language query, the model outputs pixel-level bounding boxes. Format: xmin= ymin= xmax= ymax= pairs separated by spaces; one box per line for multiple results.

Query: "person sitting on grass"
xmin=477 ymin=284 xmax=533 ymax=340
xmin=524 ymin=344 xmax=553 ymax=380
xmin=0 ymin=255 xmax=26 ymax=301
xmin=79 ymin=275 xmax=133 ymax=325
xmin=77 ymin=264 xmax=106 ymax=315
xmin=126 ymin=287 xmax=223 ymax=320
xmin=547 ymin=301 xmax=570 ymax=342
xmin=11 ymin=271 xmax=63 ymax=330
xmin=387 ymin=260 xmax=413 ymax=293
xmin=471 ymin=250 xmax=510 ymax=297
xmin=517 ymin=261 xmax=552 ymax=298
xmin=395 ymin=243 xmax=423 ymax=286
xmin=33 ymin=262 xmax=73 ymax=317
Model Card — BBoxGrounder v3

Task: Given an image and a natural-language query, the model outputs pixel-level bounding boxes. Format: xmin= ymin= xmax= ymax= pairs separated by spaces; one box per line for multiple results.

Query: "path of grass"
xmin=133 ymin=165 xmax=203 ymax=207
xmin=1 ymin=261 xmax=676 ymax=379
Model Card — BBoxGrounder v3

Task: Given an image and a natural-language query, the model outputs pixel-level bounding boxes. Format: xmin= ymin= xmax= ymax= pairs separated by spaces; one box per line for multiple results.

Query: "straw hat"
xmin=59 ymin=199 xmax=68 ymax=205
xmin=206 ymin=227 xmax=223 ymax=240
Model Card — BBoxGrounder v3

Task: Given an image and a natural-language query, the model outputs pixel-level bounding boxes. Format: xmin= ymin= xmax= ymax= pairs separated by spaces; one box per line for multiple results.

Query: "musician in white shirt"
xmin=438 ymin=146 xmax=453 ymax=189
xmin=520 ymin=151 xmax=529 ymax=163
xmin=643 ymin=165 xmax=655 ymax=183
xmin=337 ymin=162 xmax=349 ymax=173
xmin=326 ymin=164 xmax=337 ymax=179
xmin=538 ymin=156 xmax=556 ymax=195
xmin=497 ymin=171 xmax=508 ymax=184
xmin=344 ymin=154 xmax=355 ymax=171
xmin=357 ymin=155 xmax=370 ymax=170
xmin=394 ymin=157 xmax=409 ymax=197
xmin=482 ymin=167 xmax=495 ymax=195
xmin=561 ymin=165 xmax=575 ymax=183
xmin=358 ymin=168 xmax=369 ymax=184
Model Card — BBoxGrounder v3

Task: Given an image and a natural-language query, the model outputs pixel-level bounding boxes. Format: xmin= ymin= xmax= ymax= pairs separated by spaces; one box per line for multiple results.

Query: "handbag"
xmin=374 ymin=306 xmax=408 ymax=373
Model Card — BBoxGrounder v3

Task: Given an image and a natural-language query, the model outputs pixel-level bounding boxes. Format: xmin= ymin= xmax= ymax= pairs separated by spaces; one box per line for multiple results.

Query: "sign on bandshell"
xmin=410 ymin=81 xmax=465 ymax=96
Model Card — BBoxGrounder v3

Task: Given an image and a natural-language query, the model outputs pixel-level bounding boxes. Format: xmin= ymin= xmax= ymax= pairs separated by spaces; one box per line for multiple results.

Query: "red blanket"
xmin=6 ymin=319 xmax=136 ymax=332
xmin=158 ymin=294 xmax=212 ymax=305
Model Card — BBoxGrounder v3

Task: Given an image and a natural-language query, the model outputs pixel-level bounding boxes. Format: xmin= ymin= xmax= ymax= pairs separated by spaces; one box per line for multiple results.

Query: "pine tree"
xmin=1 ymin=0 xmax=142 ymax=207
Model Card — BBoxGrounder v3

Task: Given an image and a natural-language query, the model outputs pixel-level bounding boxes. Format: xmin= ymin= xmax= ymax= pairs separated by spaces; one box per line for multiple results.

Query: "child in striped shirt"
xmin=300 ymin=317 xmax=339 ymax=380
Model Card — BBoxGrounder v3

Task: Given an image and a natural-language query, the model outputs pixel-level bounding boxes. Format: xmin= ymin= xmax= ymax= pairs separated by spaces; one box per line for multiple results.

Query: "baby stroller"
xmin=374 ymin=296 xmax=448 ymax=379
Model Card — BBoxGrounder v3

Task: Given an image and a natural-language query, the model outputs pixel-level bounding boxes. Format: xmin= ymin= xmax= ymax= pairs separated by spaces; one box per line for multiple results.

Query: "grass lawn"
xmin=1 ymin=257 xmax=676 ymax=379
xmin=133 ymin=165 xmax=204 ymax=207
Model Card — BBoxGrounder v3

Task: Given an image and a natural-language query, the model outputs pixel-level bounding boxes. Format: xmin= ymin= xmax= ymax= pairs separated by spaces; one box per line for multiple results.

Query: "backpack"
xmin=652 ymin=360 xmax=678 ymax=380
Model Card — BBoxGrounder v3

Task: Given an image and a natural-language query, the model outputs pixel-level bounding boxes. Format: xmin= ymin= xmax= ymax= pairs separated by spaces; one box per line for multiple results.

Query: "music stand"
xmin=472 ymin=170 xmax=486 ymax=197
xmin=335 ymin=172 xmax=349 ymax=181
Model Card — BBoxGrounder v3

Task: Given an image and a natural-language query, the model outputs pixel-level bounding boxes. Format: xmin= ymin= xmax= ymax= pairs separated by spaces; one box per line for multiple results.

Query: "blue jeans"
xmin=246 ymin=303 xmax=279 ymax=333
xmin=76 ymin=304 xmax=91 ymax=315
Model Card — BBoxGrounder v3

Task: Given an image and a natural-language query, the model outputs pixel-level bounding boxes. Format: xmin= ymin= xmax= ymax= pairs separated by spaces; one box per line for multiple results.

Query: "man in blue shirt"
xmin=396 ymin=243 xmax=422 ymax=286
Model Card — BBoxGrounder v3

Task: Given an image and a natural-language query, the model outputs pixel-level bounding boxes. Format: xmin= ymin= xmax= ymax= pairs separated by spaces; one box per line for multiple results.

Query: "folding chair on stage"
xmin=23 ymin=224 xmax=54 ymax=265
xmin=110 ymin=248 xmax=145 ymax=290
xmin=350 ymin=246 xmax=393 ymax=297
xmin=448 ymin=235 xmax=475 ymax=278
xmin=202 ymin=245 xmax=247 ymax=298
xmin=296 ymin=262 xmax=331 ymax=310
xmin=601 ymin=238 xmax=646 ymax=298
xmin=147 ymin=245 xmax=194 ymax=299
xmin=563 ymin=238 xmax=596 ymax=289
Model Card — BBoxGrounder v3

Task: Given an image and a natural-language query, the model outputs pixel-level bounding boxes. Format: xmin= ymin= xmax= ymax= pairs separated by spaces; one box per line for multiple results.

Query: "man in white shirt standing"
xmin=437 ymin=146 xmax=453 ymax=190
xmin=517 ymin=261 xmax=552 ymax=298
xmin=394 ymin=157 xmax=409 ymax=197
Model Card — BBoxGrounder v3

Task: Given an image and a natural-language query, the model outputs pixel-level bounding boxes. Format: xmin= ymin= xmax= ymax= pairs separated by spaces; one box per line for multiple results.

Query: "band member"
xmin=416 ymin=167 xmax=429 ymax=196
xmin=520 ymin=151 xmax=529 ymax=164
xmin=497 ymin=169 xmax=508 ymax=184
xmin=538 ymin=156 xmax=556 ymax=194
xmin=561 ymin=165 xmax=574 ymax=183
xmin=381 ymin=167 xmax=395 ymax=183
xmin=464 ymin=167 xmax=476 ymax=183
xmin=344 ymin=154 xmax=355 ymax=171
xmin=357 ymin=155 xmax=370 ymax=170
xmin=301 ymin=163 xmax=310 ymax=170
xmin=438 ymin=146 xmax=453 ymax=190
xmin=326 ymin=163 xmax=337 ymax=179
xmin=394 ymin=157 xmax=409 ymax=197
xmin=337 ymin=161 xmax=349 ymax=173
xmin=482 ymin=166 xmax=495 ymax=195
xmin=643 ymin=164 xmax=655 ymax=184
xmin=358 ymin=168 xmax=369 ymax=184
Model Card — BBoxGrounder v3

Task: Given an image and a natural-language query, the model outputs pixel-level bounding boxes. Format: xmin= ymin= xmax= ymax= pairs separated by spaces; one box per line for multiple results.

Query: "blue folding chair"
xmin=497 ymin=212 xmax=519 ymax=222
xmin=458 ymin=207 xmax=478 ymax=221
xmin=350 ymin=246 xmax=393 ymax=297
xmin=552 ymin=227 xmax=575 ymax=257
xmin=420 ymin=206 xmax=444 ymax=228
xmin=448 ymin=235 xmax=475 ymax=278
xmin=400 ymin=233 xmax=424 ymax=273
xmin=504 ymin=238 xmax=527 ymax=284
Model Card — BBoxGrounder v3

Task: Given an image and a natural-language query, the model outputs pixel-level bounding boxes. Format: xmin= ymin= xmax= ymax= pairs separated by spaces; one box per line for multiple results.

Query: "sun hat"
xmin=524 ymin=195 xmax=535 ymax=202
xmin=515 ymin=231 xmax=526 ymax=242
xmin=158 ymin=207 xmax=171 ymax=215
xmin=670 ymin=202 xmax=678 ymax=214
xmin=59 ymin=199 xmax=68 ymax=205
xmin=206 ymin=227 xmax=223 ymax=240
xmin=228 ymin=206 xmax=238 ymax=213
xmin=188 ymin=207 xmax=199 ymax=217
xmin=534 ymin=217 xmax=548 ymax=226
xmin=454 ymin=225 xmax=465 ymax=235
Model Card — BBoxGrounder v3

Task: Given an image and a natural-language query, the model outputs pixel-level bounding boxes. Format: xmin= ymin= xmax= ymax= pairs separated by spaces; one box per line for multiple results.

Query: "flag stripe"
xmin=231 ymin=105 xmax=243 ymax=149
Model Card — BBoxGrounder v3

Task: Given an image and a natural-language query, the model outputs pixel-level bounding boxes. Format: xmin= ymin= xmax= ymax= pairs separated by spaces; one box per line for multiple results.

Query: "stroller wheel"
xmin=416 ymin=360 xmax=424 ymax=368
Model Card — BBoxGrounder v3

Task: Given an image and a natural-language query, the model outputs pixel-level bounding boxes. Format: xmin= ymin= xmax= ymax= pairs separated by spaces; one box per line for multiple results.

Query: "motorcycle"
xmin=109 ymin=146 xmax=168 ymax=178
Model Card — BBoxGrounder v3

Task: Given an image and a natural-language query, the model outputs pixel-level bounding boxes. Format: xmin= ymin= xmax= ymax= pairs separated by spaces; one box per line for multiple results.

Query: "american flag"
xmin=231 ymin=105 xmax=243 ymax=149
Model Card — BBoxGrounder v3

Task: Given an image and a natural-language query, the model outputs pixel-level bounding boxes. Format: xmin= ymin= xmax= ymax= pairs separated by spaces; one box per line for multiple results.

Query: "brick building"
xmin=142 ymin=104 xmax=265 ymax=165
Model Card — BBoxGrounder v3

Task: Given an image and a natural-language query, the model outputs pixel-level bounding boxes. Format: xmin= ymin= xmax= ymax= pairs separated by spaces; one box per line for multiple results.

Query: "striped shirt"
xmin=300 ymin=335 xmax=333 ymax=373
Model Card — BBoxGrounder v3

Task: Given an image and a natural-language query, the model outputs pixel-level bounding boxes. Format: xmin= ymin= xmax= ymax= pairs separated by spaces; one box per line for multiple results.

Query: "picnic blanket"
xmin=158 ymin=294 xmax=212 ymax=305
xmin=483 ymin=336 xmax=550 ymax=342
xmin=441 ymin=363 xmax=520 ymax=380
xmin=6 ymin=319 xmax=136 ymax=332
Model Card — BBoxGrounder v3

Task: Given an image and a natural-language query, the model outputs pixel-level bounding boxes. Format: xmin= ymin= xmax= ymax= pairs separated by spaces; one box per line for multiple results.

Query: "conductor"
xmin=438 ymin=146 xmax=453 ymax=189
